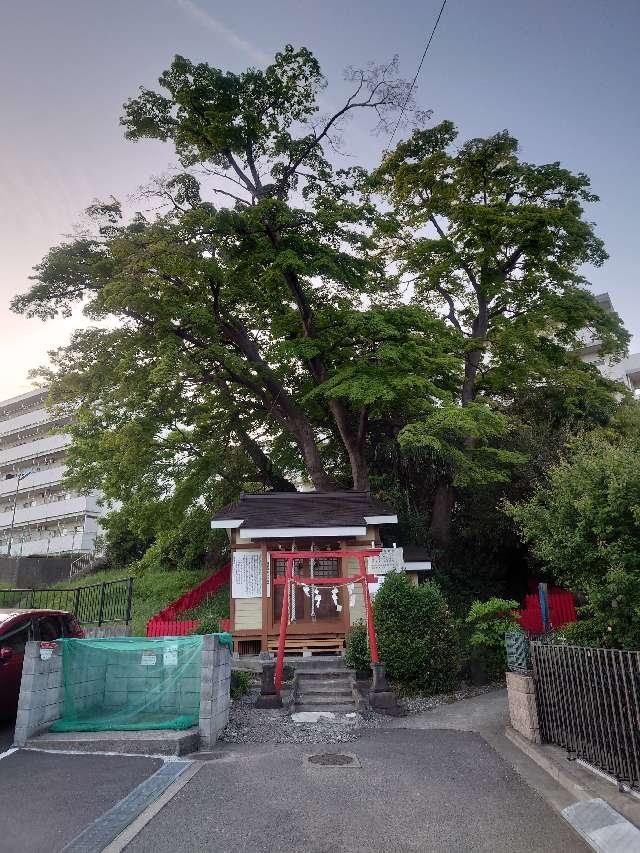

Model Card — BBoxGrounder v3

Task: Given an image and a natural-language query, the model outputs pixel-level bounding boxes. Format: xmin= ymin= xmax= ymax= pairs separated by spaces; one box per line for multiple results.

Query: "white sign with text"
xmin=232 ymin=549 xmax=263 ymax=598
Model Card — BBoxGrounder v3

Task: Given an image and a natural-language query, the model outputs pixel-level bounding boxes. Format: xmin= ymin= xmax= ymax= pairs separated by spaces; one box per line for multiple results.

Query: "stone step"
xmin=24 ymin=728 xmax=200 ymax=757
xmin=298 ymin=693 xmax=354 ymax=705
xmin=296 ymin=669 xmax=352 ymax=680
xmin=298 ymin=681 xmax=353 ymax=695
xmin=292 ymin=702 xmax=356 ymax=713
xmin=292 ymin=658 xmax=347 ymax=672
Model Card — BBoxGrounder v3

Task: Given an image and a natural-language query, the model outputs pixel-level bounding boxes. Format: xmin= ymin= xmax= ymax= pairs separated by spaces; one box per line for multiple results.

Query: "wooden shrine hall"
xmin=210 ymin=491 xmax=401 ymax=657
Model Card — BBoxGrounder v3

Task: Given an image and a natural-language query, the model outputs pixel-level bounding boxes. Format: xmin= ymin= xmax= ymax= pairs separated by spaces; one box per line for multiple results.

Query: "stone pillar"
xmin=255 ymin=661 xmax=282 ymax=709
xmin=368 ymin=662 xmax=403 ymax=716
xmin=199 ymin=635 xmax=232 ymax=749
xmin=506 ymin=671 xmax=540 ymax=743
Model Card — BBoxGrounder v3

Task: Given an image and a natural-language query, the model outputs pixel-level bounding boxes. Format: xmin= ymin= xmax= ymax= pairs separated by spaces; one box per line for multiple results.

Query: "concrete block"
xmin=47 ymin=670 xmax=63 ymax=690
xmin=19 ymin=688 xmax=49 ymax=712
xmin=13 ymin=726 xmax=27 ymax=747
xmin=508 ymin=685 xmax=540 ymax=742
xmin=202 ymin=634 xmax=220 ymax=652
xmin=103 ymin=691 xmax=128 ymax=709
xmin=506 ymin=671 xmax=535 ymax=694
xmin=43 ymin=702 xmax=63 ymax=724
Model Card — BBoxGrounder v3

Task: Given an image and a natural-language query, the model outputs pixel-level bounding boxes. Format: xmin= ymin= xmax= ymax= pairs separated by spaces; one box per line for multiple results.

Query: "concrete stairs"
xmin=293 ymin=662 xmax=356 ymax=712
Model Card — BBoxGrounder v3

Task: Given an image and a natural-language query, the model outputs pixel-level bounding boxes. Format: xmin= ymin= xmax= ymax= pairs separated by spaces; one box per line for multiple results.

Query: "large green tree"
xmin=12 ymin=47 xmax=453 ymax=517
xmin=372 ymin=121 xmax=628 ymax=548
xmin=507 ymin=403 xmax=640 ymax=648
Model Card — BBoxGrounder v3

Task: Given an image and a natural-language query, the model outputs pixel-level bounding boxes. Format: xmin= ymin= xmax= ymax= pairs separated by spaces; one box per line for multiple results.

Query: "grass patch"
xmin=181 ymin=584 xmax=230 ymax=627
xmin=49 ymin=567 xmax=211 ymax=636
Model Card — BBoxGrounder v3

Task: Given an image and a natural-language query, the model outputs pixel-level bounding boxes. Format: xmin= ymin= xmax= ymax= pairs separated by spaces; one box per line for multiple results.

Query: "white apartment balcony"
xmin=3 ymin=532 xmax=97 ymax=557
xmin=0 ymin=494 xmax=102 ymax=530
xmin=604 ymin=353 xmax=640 ymax=392
xmin=0 ymin=465 xmax=67 ymax=498
xmin=0 ymin=433 xmax=71 ymax=467
xmin=0 ymin=407 xmax=52 ymax=440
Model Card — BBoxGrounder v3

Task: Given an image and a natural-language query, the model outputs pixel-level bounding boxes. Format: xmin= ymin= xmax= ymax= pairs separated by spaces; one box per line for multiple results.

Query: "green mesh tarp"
xmin=50 ymin=635 xmax=209 ymax=733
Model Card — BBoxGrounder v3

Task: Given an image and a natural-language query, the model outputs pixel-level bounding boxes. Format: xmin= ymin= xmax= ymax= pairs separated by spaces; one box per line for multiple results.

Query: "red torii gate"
xmin=271 ymin=548 xmax=381 ymax=690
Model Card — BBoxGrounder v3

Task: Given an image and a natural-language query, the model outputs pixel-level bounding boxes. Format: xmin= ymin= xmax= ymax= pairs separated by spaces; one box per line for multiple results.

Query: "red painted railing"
xmin=517 ymin=588 xmax=576 ymax=634
xmin=146 ymin=562 xmax=230 ymax=637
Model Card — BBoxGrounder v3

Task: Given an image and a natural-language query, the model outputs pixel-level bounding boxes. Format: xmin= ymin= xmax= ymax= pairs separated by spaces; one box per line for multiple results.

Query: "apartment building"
xmin=0 ymin=388 xmax=107 ymax=557
xmin=577 ymin=293 xmax=640 ymax=393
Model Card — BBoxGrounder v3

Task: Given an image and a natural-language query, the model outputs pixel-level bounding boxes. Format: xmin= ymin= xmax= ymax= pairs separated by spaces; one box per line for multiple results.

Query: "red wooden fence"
xmin=146 ymin=562 xmax=230 ymax=637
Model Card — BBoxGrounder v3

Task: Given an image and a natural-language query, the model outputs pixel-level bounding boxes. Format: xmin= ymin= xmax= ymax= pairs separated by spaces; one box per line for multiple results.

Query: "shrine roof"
xmin=211 ymin=491 xmax=397 ymax=534
xmin=402 ymin=545 xmax=432 ymax=562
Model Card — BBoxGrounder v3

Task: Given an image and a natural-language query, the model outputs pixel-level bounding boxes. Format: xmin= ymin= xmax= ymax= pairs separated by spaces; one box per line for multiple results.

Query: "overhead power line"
xmin=385 ymin=0 xmax=448 ymax=152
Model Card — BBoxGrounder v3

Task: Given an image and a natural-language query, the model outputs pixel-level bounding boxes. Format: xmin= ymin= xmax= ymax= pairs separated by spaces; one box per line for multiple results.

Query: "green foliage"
xmin=554 ymin=619 xmax=604 ymax=648
xmin=344 ymin=620 xmax=371 ymax=672
xmin=99 ymin=508 xmax=152 ymax=571
xmin=465 ymin=597 xmax=519 ymax=677
xmin=373 ymin=572 xmax=459 ymax=693
xmin=12 ymin=46 xmax=438 ymax=499
xmin=373 ymin=120 xmax=628 ymax=544
xmin=50 ymin=566 xmax=210 ymax=636
xmin=132 ymin=505 xmax=225 ymax=575
xmin=186 ymin=584 xmax=230 ymax=631
xmin=508 ymin=402 xmax=640 ymax=649
xmin=230 ymin=670 xmax=252 ymax=700
xmin=8 ymin=43 xmax=632 ymax=610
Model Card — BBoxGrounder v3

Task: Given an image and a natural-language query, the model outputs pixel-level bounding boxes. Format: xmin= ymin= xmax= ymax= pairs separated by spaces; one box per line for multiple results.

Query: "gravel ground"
xmin=220 ymin=681 xmax=505 ymax=745
xmin=400 ymin=680 xmax=505 ymax=714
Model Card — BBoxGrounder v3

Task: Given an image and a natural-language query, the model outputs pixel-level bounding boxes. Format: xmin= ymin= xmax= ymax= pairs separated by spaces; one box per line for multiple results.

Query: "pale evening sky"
xmin=0 ymin=0 xmax=638 ymax=399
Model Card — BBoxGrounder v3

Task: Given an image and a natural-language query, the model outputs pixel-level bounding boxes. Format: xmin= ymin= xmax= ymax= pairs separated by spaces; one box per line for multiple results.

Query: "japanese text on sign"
xmin=368 ymin=547 xmax=404 ymax=575
xmin=232 ymin=549 xmax=262 ymax=598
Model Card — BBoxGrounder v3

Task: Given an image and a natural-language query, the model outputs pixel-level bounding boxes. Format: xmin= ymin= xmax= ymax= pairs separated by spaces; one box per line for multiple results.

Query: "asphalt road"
xmin=126 ymin=729 xmax=588 ymax=853
xmin=0 ymin=750 xmax=162 ymax=853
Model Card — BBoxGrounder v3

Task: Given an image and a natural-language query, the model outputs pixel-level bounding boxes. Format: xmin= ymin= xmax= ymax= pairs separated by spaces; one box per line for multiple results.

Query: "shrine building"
xmin=211 ymin=491 xmax=411 ymax=657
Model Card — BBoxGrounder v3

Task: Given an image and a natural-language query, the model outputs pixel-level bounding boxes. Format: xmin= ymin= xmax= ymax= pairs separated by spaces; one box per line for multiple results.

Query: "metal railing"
xmin=0 ymin=577 xmax=134 ymax=626
xmin=532 ymin=642 xmax=640 ymax=788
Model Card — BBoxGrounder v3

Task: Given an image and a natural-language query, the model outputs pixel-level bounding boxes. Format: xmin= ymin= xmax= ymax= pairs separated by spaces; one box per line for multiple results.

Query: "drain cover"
xmin=307 ymin=753 xmax=357 ymax=766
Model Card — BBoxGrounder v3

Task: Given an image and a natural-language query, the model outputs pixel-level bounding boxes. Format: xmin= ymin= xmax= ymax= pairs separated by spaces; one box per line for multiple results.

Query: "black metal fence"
xmin=532 ymin=641 xmax=640 ymax=788
xmin=0 ymin=577 xmax=134 ymax=626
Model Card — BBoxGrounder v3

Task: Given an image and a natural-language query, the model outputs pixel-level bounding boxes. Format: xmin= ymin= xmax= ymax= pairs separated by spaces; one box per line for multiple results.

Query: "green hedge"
xmin=372 ymin=572 xmax=459 ymax=694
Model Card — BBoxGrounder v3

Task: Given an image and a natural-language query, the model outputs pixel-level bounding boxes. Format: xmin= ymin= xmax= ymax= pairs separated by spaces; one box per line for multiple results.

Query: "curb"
xmin=504 ymin=727 xmax=640 ymax=852
xmin=504 ymin=726 xmax=591 ymax=803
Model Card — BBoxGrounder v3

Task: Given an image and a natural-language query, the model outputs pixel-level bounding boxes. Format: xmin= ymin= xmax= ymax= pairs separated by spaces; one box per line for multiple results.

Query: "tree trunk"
xmin=430 ymin=481 xmax=457 ymax=550
xmin=291 ymin=416 xmax=338 ymax=491
xmin=327 ymin=400 xmax=370 ymax=491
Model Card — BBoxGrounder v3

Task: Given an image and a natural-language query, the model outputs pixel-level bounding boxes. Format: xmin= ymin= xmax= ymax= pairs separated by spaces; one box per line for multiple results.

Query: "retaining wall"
xmin=13 ymin=635 xmax=230 ymax=749
xmin=506 ymin=671 xmax=540 ymax=743
xmin=0 ymin=555 xmax=72 ymax=587
xmin=84 ymin=625 xmax=132 ymax=639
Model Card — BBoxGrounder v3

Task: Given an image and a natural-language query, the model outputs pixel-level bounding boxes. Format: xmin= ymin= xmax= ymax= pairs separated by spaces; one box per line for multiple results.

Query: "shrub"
xmin=230 ymin=670 xmax=252 ymax=699
xmin=345 ymin=621 xmax=371 ymax=673
xmin=554 ymin=618 xmax=605 ymax=648
xmin=465 ymin=597 xmax=519 ymax=678
xmin=373 ymin=572 xmax=459 ymax=694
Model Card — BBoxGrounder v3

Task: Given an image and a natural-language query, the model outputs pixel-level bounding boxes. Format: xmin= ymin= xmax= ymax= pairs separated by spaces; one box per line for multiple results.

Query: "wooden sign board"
xmin=232 ymin=549 xmax=262 ymax=598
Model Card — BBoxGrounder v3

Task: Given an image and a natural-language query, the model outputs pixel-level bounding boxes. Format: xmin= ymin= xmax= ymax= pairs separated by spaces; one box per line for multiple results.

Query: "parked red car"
xmin=0 ymin=609 xmax=83 ymax=720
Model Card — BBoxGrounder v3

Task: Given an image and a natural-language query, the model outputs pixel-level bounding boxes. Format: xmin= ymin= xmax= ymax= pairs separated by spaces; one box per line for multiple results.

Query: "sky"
xmin=1 ymin=0 xmax=638 ymax=399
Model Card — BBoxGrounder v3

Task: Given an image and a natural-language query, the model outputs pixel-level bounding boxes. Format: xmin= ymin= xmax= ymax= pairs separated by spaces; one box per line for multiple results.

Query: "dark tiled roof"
xmin=403 ymin=545 xmax=432 ymax=562
xmin=212 ymin=491 xmax=396 ymax=529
